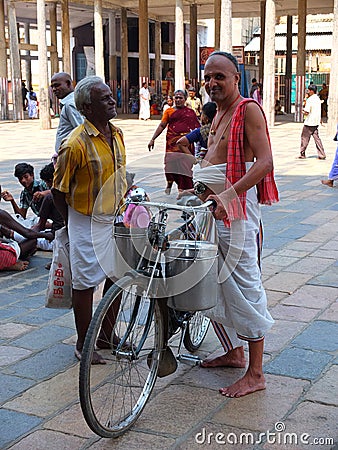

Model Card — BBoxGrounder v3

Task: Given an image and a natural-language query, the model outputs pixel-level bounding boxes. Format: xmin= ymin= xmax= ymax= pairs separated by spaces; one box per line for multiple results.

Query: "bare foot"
xmin=74 ymin=348 xmax=106 ymax=365
xmin=5 ymin=260 xmax=29 ymax=271
xmin=165 ymin=187 xmax=172 ymax=195
xmin=321 ymin=179 xmax=334 ymax=187
xmin=200 ymin=347 xmax=246 ymax=368
xmin=219 ymin=369 xmax=266 ymax=398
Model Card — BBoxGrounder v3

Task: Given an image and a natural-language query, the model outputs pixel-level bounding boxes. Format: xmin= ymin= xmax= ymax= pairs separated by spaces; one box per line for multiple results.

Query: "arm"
xmin=64 ymin=103 xmax=84 ymax=129
xmin=0 ymin=190 xmax=27 ymax=218
xmin=209 ymin=102 xmax=273 ymax=220
xmin=148 ymin=120 xmax=167 ymax=151
xmin=51 ymin=188 xmax=68 ymax=224
xmin=176 ymin=135 xmax=192 ymax=154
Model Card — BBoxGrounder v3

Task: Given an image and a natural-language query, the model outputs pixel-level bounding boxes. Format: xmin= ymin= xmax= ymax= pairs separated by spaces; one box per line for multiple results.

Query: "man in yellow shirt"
xmin=52 ymin=76 xmax=126 ymax=364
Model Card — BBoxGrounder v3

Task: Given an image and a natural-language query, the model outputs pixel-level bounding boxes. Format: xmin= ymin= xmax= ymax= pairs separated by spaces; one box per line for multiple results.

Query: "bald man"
xmin=51 ymin=72 xmax=84 ymax=154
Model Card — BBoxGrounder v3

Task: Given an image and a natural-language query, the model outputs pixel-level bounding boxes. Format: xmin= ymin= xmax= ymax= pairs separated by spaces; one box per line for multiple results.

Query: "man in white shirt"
xmin=51 ymin=72 xmax=84 ymax=155
xmin=298 ymin=84 xmax=326 ymax=160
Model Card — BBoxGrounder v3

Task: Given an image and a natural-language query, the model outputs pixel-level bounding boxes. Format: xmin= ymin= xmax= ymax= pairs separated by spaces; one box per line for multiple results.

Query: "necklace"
xmin=210 ymin=94 xmax=241 ymax=136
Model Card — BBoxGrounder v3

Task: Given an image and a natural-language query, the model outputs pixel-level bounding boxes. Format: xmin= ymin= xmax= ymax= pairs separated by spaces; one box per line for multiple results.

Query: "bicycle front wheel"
xmin=79 ymin=275 xmax=164 ymax=438
xmin=183 ymin=311 xmax=210 ymax=352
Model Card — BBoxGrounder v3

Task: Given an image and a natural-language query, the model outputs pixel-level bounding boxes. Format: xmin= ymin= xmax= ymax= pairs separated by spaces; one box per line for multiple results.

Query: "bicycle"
xmin=79 ymin=196 xmax=217 ymax=438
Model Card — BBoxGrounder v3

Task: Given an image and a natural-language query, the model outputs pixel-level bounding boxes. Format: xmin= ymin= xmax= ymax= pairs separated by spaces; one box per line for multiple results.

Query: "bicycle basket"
xmin=165 ymin=240 xmax=218 ymax=311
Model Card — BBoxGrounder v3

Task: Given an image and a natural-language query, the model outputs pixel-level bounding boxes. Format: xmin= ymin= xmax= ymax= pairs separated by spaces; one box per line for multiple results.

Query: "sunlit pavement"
xmin=0 ymin=115 xmax=337 ymax=449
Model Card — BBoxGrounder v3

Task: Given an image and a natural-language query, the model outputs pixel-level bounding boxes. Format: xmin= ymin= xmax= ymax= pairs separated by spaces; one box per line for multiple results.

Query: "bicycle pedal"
xmin=177 ymin=353 xmax=201 ymax=365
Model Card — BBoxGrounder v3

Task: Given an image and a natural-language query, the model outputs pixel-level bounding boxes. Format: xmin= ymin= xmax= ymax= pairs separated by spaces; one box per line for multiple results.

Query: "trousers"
xmin=300 ymin=125 xmax=326 ymax=158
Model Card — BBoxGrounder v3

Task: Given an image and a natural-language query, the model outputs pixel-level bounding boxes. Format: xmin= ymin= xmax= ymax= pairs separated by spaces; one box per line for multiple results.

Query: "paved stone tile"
xmin=272 ymin=248 xmax=310 ymax=258
xmin=15 ymin=307 xmax=69 ymax=325
xmin=88 ymin=432 xmax=176 ymax=449
xmin=44 ymin=402 xmax=95 ymax=438
xmin=308 ymin=266 xmax=338 ymax=288
xmin=265 ymin=347 xmax=332 ymax=380
xmin=305 ymin=365 xmax=338 ymax=406
xmin=9 ymin=429 xmax=86 ymax=450
xmin=135 ymin=385 xmax=223 ymax=436
xmin=0 ymin=345 xmax=32 ymax=367
xmin=274 ymin=402 xmax=337 ymax=449
xmin=275 ymin=224 xmax=316 ymax=239
xmin=266 ymin=290 xmax=288 ymax=308
xmin=270 ymin=304 xmax=319 ymax=322
xmin=291 ymin=320 xmax=338 ymax=352
xmin=318 ymin=300 xmax=338 ymax=321
xmin=283 ymin=257 xmax=334 ymax=275
xmin=285 ymin=241 xmax=323 ymax=253
xmin=211 ymin=375 xmax=308 ymax=431
xmin=52 ymin=311 xmax=75 ymax=329
xmin=299 ymin=223 xmax=338 ymax=242
xmin=262 ymin=255 xmax=299 ymax=269
xmin=264 ymin=319 xmax=305 ymax=354
xmin=10 ymin=325 xmax=75 ymax=350
xmin=0 ymin=408 xmax=42 ymax=448
xmin=280 ymin=285 xmax=338 ymax=309
xmin=3 ymin=365 xmax=79 ymax=417
xmin=14 ymin=295 xmax=46 ymax=310
xmin=0 ymin=374 xmax=35 ymax=403
xmin=0 ymin=306 xmax=26 ymax=320
xmin=261 ymin=237 xmax=292 ymax=250
xmin=7 ymin=343 xmax=75 ymax=381
xmin=0 ymin=323 xmax=36 ymax=339
xmin=263 ymin=272 xmax=312 ymax=294
xmin=300 ymin=210 xmax=338 ymax=225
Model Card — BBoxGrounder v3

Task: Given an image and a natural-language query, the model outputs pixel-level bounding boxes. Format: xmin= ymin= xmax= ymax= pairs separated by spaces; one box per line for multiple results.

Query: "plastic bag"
xmin=45 ymin=227 xmax=72 ymax=309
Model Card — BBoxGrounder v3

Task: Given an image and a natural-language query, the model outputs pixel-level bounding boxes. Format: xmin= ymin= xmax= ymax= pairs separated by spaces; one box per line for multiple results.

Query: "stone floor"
xmin=0 ymin=114 xmax=337 ymax=449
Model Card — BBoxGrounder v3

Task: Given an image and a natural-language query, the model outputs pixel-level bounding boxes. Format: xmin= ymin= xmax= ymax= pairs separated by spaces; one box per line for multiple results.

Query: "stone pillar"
xmin=8 ymin=1 xmax=23 ymax=120
xmin=295 ymin=0 xmax=306 ymax=122
xmin=0 ymin=0 xmax=8 ymax=120
xmin=108 ymin=11 xmax=117 ymax=98
xmin=61 ymin=0 xmax=71 ymax=74
xmin=49 ymin=3 xmax=59 ymax=77
xmin=284 ymin=15 xmax=292 ymax=114
xmin=121 ymin=7 xmax=129 ymax=114
xmin=24 ymin=23 xmax=31 ymax=88
xmin=37 ymin=0 xmax=51 ymax=129
xmin=214 ymin=0 xmax=221 ymax=50
xmin=175 ymin=0 xmax=185 ymax=91
xmin=94 ymin=0 xmax=105 ymax=79
xmin=219 ymin=0 xmax=232 ymax=52
xmin=262 ymin=0 xmax=276 ymax=127
xmin=138 ymin=0 xmax=149 ymax=85
xmin=154 ymin=20 xmax=162 ymax=97
xmin=190 ymin=4 xmax=197 ymax=84
xmin=259 ymin=1 xmax=265 ymax=83
xmin=328 ymin=0 xmax=338 ymax=136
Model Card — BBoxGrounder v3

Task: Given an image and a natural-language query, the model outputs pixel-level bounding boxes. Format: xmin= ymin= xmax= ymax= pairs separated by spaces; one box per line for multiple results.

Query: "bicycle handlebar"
xmin=130 ymin=199 xmax=216 ymax=213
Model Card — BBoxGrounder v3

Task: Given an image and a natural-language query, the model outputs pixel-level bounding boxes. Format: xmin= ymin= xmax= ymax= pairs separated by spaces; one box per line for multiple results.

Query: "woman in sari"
xmin=148 ymin=90 xmax=200 ymax=195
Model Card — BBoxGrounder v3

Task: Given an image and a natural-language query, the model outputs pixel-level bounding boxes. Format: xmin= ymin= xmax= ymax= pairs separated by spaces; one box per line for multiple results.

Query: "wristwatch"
xmin=194 ymin=181 xmax=208 ymax=195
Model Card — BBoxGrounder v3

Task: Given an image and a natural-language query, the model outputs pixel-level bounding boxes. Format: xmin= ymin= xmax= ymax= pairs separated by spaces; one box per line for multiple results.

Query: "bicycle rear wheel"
xmin=183 ymin=311 xmax=210 ymax=352
xmin=79 ymin=275 xmax=164 ymax=438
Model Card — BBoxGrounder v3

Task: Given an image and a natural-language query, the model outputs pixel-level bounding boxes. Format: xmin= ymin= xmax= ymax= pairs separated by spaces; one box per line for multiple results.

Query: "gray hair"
xmin=174 ymin=89 xmax=187 ymax=99
xmin=74 ymin=76 xmax=104 ymax=114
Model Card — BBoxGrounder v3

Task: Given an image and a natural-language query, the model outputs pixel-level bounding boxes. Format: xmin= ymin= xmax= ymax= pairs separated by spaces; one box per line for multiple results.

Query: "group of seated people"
xmin=0 ymin=162 xmax=64 ymax=271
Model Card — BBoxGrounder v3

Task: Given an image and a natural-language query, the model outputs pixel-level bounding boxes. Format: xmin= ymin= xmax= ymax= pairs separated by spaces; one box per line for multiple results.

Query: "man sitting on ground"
xmin=1 ymin=163 xmax=49 ymax=219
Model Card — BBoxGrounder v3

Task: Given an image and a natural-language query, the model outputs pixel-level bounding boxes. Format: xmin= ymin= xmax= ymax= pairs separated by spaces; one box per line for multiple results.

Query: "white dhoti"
xmin=68 ymin=207 xmax=116 ymax=290
xmin=193 ymin=162 xmax=274 ymax=348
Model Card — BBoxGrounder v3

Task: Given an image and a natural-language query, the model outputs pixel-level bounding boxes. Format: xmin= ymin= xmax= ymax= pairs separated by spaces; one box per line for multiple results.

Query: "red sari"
xmin=163 ymin=106 xmax=200 ymax=190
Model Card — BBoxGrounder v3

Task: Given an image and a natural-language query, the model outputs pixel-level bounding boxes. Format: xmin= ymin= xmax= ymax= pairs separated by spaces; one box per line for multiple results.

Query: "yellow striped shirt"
xmin=53 ymin=119 xmax=126 ymax=215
